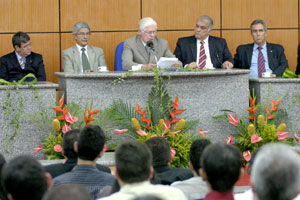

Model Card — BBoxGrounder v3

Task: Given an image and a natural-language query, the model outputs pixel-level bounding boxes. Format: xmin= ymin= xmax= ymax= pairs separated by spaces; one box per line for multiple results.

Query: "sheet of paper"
xmin=157 ymin=57 xmax=178 ymax=69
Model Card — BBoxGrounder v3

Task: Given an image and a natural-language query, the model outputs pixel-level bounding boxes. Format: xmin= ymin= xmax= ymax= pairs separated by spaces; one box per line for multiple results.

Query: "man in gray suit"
xmin=63 ymin=22 xmax=107 ymax=73
xmin=122 ymin=17 xmax=180 ymax=71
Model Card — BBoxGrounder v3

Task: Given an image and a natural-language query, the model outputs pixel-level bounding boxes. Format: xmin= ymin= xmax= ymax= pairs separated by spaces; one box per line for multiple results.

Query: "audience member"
xmin=133 ymin=195 xmax=163 ymax=200
xmin=174 ymin=15 xmax=233 ymax=69
xmin=296 ymin=43 xmax=300 ymax=75
xmin=145 ymin=136 xmax=193 ymax=185
xmin=42 ymin=184 xmax=91 ymax=200
xmin=0 ymin=153 xmax=8 ymax=200
xmin=0 ymin=31 xmax=46 ymax=82
xmin=45 ymin=129 xmax=110 ymax=178
xmin=234 ymin=19 xmax=289 ymax=77
xmin=63 ymin=22 xmax=107 ymax=73
xmin=171 ymin=139 xmax=211 ymax=199
xmin=200 ymin=143 xmax=242 ymax=200
xmin=251 ymin=143 xmax=300 ymax=200
xmin=100 ymin=140 xmax=187 ymax=200
xmin=2 ymin=155 xmax=52 ymax=200
xmin=122 ymin=17 xmax=180 ymax=71
xmin=53 ymin=125 xmax=114 ymax=199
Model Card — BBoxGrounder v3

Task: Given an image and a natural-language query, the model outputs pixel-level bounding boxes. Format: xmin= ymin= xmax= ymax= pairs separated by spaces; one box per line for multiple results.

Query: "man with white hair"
xmin=251 ymin=143 xmax=300 ymax=200
xmin=122 ymin=17 xmax=180 ymax=71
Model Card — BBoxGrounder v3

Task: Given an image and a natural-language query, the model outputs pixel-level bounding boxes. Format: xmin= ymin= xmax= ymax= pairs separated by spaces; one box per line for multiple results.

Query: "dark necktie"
xmin=81 ymin=48 xmax=90 ymax=71
xmin=257 ymin=47 xmax=266 ymax=77
xmin=198 ymin=41 xmax=206 ymax=69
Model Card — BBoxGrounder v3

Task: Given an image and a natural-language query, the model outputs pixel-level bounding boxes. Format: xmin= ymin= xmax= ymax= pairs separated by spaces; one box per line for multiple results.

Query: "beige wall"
xmin=0 ymin=0 xmax=298 ymax=83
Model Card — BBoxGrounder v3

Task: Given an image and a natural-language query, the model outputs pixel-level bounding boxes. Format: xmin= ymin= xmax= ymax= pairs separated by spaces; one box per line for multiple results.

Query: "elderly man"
xmin=0 ymin=32 xmax=46 ymax=81
xmin=63 ymin=22 xmax=107 ymax=73
xmin=234 ymin=19 xmax=289 ymax=77
xmin=174 ymin=15 xmax=233 ymax=69
xmin=122 ymin=17 xmax=179 ymax=71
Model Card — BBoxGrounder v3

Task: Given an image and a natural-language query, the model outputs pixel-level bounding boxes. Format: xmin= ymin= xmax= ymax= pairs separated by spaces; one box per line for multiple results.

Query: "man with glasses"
xmin=122 ymin=17 xmax=180 ymax=71
xmin=0 ymin=32 xmax=46 ymax=81
xmin=174 ymin=15 xmax=233 ymax=69
xmin=63 ymin=22 xmax=107 ymax=73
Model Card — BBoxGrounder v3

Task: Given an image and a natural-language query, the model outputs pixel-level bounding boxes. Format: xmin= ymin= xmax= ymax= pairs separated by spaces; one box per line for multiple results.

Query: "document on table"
xmin=157 ymin=57 xmax=178 ymax=69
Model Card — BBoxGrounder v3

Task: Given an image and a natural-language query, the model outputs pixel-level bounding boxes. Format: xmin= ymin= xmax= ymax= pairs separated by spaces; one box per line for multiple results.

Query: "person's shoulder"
xmin=52 ymin=170 xmax=74 ymax=184
xmin=63 ymin=45 xmax=76 ymax=54
xmin=0 ymin=51 xmax=15 ymax=60
xmin=124 ymin=35 xmax=138 ymax=43
xmin=267 ymin=42 xmax=284 ymax=50
xmin=236 ymin=43 xmax=253 ymax=50
xmin=96 ymin=163 xmax=111 ymax=173
xmin=88 ymin=45 xmax=104 ymax=52
xmin=30 ymin=51 xmax=43 ymax=58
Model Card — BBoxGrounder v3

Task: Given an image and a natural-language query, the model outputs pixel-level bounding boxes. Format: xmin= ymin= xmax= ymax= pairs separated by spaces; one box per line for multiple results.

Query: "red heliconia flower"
xmin=53 ymin=144 xmax=62 ymax=152
xmin=65 ymin=112 xmax=78 ymax=124
xmin=277 ymin=131 xmax=289 ymax=140
xmin=84 ymin=108 xmax=100 ymax=126
xmin=251 ymin=134 xmax=262 ymax=144
xmin=228 ymin=114 xmax=240 ymax=126
xmin=112 ymin=129 xmax=128 ymax=135
xmin=103 ymin=145 xmax=107 ymax=152
xmin=172 ymin=96 xmax=179 ymax=110
xmin=33 ymin=144 xmax=43 ymax=153
xmin=243 ymin=151 xmax=251 ymax=162
xmin=88 ymin=108 xmax=99 ymax=115
xmin=170 ymin=148 xmax=176 ymax=159
xmin=140 ymin=116 xmax=151 ymax=130
xmin=198 ymin=128 xmax=207 ymax=137
xmin=62 ymin=124 xmax=71 ymax=134
xmin=294 ymin=132 xmax=300 ymax=143
xmin=137 ymin=130 xmax=148 ymax=136
xmin=135 ymin=104 xmax=145 ymax=116
xmin=226 ymin=136 xmax=233 ymax=144
xmin=52 ymin=96 xmax=65 ymax=112
xmin=57 ymin=106 xmax=69 ymax=121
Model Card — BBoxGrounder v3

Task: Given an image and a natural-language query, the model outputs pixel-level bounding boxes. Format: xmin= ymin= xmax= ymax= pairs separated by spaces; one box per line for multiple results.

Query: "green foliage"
xmin=42 ymin=132 xmax=64 ymax=159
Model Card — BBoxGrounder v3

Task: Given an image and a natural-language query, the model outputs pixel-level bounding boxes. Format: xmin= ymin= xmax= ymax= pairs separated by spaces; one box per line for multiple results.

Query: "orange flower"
xmin=84 ymin=108 xmax=100 ymax=126
xmin=33 ymin=144 xmax=43 ymax=153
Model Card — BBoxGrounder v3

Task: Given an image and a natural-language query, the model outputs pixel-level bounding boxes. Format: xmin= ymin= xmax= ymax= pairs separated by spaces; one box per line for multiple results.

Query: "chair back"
xmin=114 ymin=42 xmax=124 ymax=71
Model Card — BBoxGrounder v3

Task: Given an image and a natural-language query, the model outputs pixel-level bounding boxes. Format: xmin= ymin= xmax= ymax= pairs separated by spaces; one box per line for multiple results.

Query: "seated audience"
xmin=2 ymin=155 xmax=52 ymax=200
xmin=0 ymin=153 xmax=8 ymax=200
xmin=0 ymin=32 xmax=46 ymax=82
xmin=145 ymin=137 xmax=193 ymax=185
xmin=63 ymin=22 xmax=107 ymax=73
xmin=122 ymin=17 xmax=180 ymax=71
xmin=174 ymin=15 xmax=233 ymax=69
xmin=171 ymin=139 xmax=211 ymax=199
xmin=42 ymin=184 xmax=91 ymax=200
xmin=133 ymin=195 xmax=163 ymax=200
xmin=100 ymin=140 xmax=187 ymax=200
xmin=251 ymin=143 xmax=300 ymax=200
xmin=45 ymin=129 xmax=110 ymax=178
xmin=53 ymin=125 xmax=114 ymax=199
xmin=234 ymin=19 xmax=289 ymax=77
xmin=200 ymin=143 xmax=242 ymax=200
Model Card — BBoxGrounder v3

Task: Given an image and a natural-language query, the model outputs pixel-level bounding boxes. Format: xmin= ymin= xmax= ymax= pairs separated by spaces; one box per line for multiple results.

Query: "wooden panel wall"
xmin=0 ymin=0 xmax=299 ymax=83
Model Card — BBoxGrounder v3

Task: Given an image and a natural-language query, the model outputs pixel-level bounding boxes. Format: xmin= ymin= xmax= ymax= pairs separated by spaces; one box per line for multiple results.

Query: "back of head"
xmin=116 ymin=140 xmax=152 ymax=183
xmin=2 ymin=155 xmax=48 ymax=200
xmin=63 ymin=129 xmax=80 ymax=159
xmin=145 ymin=137 xmax=170 ymax=167
xmin=42 ymin=184 xmax=91 ymax=200
xmin=72 ymin=22 xmax=91 ymax=36
xmin=251 ymin=143 xmax=300 ymax=200
xmin=133 ymin=195 xmax=163 ymax=200
xmin=77 ymin=125 xmax=105 ymax=161
xmin=189 ymin=139 xmax=211 ymax=175
xmin=12 ymin=32 xmax=30 ymax=48
xmin=138 ymin=17 xmax=157 ymax=32
xmin=201 ymin=143 xmax=242 ymax=192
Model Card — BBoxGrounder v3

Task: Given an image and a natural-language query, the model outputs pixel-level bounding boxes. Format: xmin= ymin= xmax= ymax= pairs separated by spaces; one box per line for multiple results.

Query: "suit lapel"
xmin=136 ymin=35 xmax=149 ymax=62
xmin=189 ymin=37 xmax=197 ymax=62
xmin=246 ymin=44 xmax=253 ymax=67
xmin=72 ymin=46 xmax=81 ymax=69
xmin=266 ymin=43 xmax=274 ymax=71
xmin=208 ymin=37 xmax=216 ymax=61
xmin=11 ymin=52 xmax=22 ymax=69
xmin=87 ymin=45 xmax=95 ymax=67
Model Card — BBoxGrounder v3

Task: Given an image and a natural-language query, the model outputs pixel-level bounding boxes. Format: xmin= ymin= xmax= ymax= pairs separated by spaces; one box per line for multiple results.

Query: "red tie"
xmin=257 ymin=47 xmax=265 ymax=77
xmin=198 ymin=41 xmax=206 ymax=69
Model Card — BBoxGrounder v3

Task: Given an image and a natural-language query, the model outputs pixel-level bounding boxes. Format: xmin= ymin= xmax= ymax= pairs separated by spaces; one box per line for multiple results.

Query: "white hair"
xmin=138 ymin=17 xmax=157 ymax=32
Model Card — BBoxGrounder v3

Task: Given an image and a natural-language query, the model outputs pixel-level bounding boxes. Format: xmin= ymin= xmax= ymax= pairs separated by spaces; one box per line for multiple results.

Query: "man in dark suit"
xmin=174 ymin=15 xmax=233 ymax=69
xmin=0 ymin=32 xmax=46 ymax=82
xmin=234 ymin=19 xmax=289 ymax=78
xmin=296 ymin=43 xmax=300 ymax=75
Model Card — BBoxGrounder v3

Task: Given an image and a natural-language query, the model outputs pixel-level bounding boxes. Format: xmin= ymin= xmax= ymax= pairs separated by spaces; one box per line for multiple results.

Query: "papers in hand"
xmin=157 ymin=57 xmax=178 ymax=69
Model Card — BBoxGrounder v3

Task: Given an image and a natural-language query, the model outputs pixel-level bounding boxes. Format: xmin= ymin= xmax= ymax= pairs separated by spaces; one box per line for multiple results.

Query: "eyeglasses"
xmin=195 ymin=25 xmax=209 ymax=31
xmin=144 ymin=30 xmax=157 ymax=35
xmin=77 ymin=32 xmax=91 ymax=36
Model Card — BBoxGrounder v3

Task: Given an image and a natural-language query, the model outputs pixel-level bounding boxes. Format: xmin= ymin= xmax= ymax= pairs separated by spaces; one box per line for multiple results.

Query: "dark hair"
xmin=250 ymin=19 xmax=267 ymax=31
xmin=189 ymin=139 xmax=211 ymax=175
xmin=12 ymin=32 xmax=30 ymax=48
xmin=145 ymin=137 xmax=170 ymax=167
xmin=116 ymin=140 xmax=152 ymax=183
xmin=2 ymin=155 xmax=48 ymax=200
xmin=63 ymin=129 xmax=80 ymax=159
xmin=0 ymin=153 xmax=8 ymax=200
xmin=133 ymin=195 xmax=163 ymax=200
xmin=201 ymin=143 xmax=242 ymax=192
xmin=42 ymin=184 xmax=91 ymax=200
xmin=77 ymin=125 xmax=106 ymax=161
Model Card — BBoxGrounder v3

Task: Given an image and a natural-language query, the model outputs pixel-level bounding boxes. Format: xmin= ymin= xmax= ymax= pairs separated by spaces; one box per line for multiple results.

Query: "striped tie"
xmin=257 ymin=47 xmax=265 ymax=77
xmin=198 ymin=41 xmax=206 ymax=69
xmin=20 ymin=57 xmax=25 ymax=70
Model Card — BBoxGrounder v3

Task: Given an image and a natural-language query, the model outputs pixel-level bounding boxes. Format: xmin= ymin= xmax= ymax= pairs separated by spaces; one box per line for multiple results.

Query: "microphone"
xmin=146 ymin=40 xmax=158 ymax=65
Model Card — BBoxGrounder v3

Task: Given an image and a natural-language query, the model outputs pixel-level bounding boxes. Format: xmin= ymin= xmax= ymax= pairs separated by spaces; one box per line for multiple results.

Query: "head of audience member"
xmin=12 ymin=32 xmax=32 ymax=57
xmin=42 ymin=184 xmax=91 ymax=200
xmin=200 ymin=143 xmax=242 ymax=193
xmin=2 ymin=155 xmax=52 ymax=200
xmin=145 ymin=136 xmax=170 ymax=167
xmin=115 ymin=140 xmax=153 ymax=186
xmin=133 ymin=195 xmax=163 ymax=200
xmin=72 ymin=22 xmax=91 ymax=47
xmin=189 ymin=139 xmax=211 ymax=176
xmin=194 ymin=15 xmax=213 ymax=41
xmin=251 ymin=143 xmax=300 ymax=200
xmin=62 ymin=129 xmax=80 ymax=159
xmin=138 ymin=17 xmax=158 ymax=43
xmin=0 ymin=153 xmax=8 ymax=200
xmin=75 ymin=125 xmax=106 ymax=162
xmin=250 ymin=19 xmax=268 ymax=47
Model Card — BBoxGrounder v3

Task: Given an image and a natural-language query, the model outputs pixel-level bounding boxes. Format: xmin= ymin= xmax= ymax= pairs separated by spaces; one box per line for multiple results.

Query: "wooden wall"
xmin=0 ymin=0 xmax=299 ymax=83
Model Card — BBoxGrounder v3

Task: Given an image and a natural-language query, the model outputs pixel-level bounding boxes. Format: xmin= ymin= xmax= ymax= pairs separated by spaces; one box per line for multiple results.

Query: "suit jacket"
xmin=233 ymin=42 xmax=289 ymax=77
xmin=122 ymin=35 xmax=175 ymax=71
xmin=154 ymin=165 xmax=194 ymax=185
xmin=174 ymin=35 xmax=233 ymax=68
xmin=44 ymin=158 xmax=111 ymax=178
xmin=63 ymin=45 xmax=107 ymax=73
xmin=0 ymin=51 xmax=46 ymax=82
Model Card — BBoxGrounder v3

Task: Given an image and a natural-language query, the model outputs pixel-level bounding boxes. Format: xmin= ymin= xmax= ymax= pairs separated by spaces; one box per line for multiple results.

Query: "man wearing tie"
xmin=174 ymin=15 xmax=233 ymax=69
xmin=63 ymin=22 xmax=107 ymax=73
xmin=234 ymin=19 xmax=289 ymax=78
xmin=0 ymin=32 xmax=46 ymax=82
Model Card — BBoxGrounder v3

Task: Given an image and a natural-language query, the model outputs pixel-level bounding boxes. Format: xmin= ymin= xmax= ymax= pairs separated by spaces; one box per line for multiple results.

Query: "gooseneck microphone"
xmin=146 ymin=40 xmax=158 ymax=64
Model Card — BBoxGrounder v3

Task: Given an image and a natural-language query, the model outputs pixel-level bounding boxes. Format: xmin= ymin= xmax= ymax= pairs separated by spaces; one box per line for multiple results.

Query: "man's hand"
xmin=84 ymin=69 xmax=94 ymax=72
xmin=222 ymin=61 xmax=233 ymax=69
xmin=141 ymin=64 xmax=157 ymax=70
xmin=188 ymin=62 xmax=198 ymax=69
xmin=171 ymin=61 xmax=182 ymax=68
